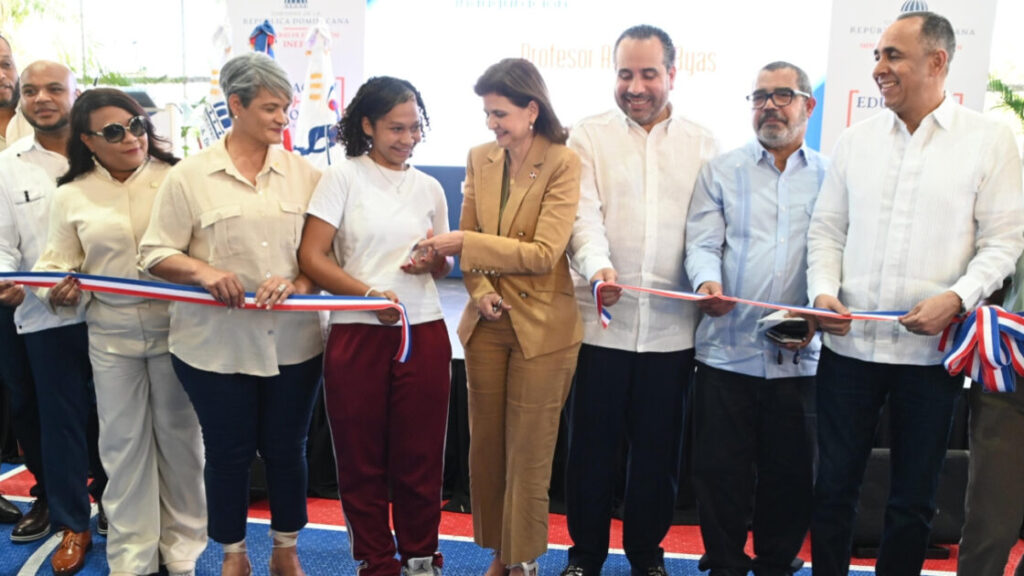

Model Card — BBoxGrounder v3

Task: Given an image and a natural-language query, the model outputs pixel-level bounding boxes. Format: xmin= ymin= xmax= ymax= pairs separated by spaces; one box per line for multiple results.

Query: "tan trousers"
xmin=464 ymin=314 xmax=580 ymax=564
xmin=91 ymin=343 xmax=207 ymax=575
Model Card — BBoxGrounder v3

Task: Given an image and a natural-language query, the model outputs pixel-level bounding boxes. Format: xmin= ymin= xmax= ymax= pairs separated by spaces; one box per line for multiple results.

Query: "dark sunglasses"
xmin=88 ymin=115 xmax=148 ymax=143
xmin=746 ymin=88 xmax=811 ymax=109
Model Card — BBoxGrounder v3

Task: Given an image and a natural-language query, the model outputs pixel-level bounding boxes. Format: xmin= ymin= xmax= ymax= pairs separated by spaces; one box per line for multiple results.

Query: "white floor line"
xmin=16 ymin=532 xmax=62 ymax=576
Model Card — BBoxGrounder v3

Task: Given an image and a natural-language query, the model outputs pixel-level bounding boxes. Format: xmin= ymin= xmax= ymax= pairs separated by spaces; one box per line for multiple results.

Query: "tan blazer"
xmin=456 ymin=136 xmax=584 ymax=359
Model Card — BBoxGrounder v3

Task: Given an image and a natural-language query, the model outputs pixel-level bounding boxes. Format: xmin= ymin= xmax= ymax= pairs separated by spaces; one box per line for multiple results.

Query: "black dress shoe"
xmin=560 ymin=566 xmax=586 ymax=576
xmin=0 ymin=494 xmax=22 ymax=523
xmin=11 ymin=498 xmax=50 ymax=542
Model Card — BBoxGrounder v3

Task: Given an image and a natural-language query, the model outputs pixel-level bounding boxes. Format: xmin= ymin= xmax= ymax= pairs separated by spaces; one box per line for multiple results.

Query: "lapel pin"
xmin=529 ymin=171 xmax=537 ymax=180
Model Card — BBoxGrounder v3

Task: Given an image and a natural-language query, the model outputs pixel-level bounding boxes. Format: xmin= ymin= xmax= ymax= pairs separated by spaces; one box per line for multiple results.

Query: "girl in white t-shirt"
xmin=298 ymin=77 xmax=452 ymax=576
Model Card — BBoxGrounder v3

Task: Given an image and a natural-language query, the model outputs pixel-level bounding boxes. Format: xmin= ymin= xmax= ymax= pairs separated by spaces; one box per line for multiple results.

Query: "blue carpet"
xmin=0 ymin=498 xmax=735 ymax=576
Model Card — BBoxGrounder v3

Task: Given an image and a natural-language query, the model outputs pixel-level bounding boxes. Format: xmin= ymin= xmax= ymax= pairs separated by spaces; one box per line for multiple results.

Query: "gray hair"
xmin=897 ymin=11 xmax=956 ymax=66
xmin=219 ymin=53 xmax=292 ymax=107
xmin=760 ymin=61 xmax=812 ymax=94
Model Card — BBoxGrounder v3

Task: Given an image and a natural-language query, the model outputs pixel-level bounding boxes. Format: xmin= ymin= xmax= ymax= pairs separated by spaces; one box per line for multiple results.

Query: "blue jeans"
xmin=172 ymin=354 xmax=322 ymax=544
xmin=811 ymin=347 xmax=962 ymax=576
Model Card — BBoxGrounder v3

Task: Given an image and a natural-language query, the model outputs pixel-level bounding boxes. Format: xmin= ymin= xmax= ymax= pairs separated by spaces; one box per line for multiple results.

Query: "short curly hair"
xmin=338 ymin=76 xmax=429 ymax=158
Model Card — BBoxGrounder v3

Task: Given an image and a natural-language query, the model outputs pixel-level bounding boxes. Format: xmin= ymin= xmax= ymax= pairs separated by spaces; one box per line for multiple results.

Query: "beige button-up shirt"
xmin=139 ymin=138 xmax=323 ymax=376
xmin=34 ymin=160 xmax=174 ymax=357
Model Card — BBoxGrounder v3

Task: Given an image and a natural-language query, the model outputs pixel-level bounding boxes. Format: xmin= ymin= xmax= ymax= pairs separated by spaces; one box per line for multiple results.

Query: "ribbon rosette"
xmin=942 ymin=305 xmax=1024 ymax=393
xmin=0 ymin=272 xmax=412 ymax=363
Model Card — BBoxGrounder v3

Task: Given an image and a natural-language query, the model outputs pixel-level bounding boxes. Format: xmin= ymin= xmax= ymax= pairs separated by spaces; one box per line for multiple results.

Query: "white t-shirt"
xmin=306 ymin=154 xmax=449 ymax=326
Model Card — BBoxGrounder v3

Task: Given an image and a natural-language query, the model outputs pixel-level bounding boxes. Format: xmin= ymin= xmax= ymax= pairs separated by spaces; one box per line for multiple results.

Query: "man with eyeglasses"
xmin=0 ymin=61 xmax=107 ymax=576
xmin=564 ymin=24 xmax=718 ymax=576
xmin=684 ymin=61 xmax=824 ymax=576
xmin=806 ymin=12 xmax=1024 ymax=575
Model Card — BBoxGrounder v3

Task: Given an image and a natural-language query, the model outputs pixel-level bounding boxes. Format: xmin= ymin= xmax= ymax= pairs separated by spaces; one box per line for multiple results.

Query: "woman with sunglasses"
xmin=33 ymin=88 xmax=206 ymax=576
xmin=297 ymin=76 xmax=451 ymax=576
xmin=139 ymin=53 xmax=322 ymax=576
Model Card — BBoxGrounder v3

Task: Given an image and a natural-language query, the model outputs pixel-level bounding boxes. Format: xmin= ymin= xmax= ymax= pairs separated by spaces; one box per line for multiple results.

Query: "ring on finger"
xmin=276 ymin=282 xmax=288 ymax=293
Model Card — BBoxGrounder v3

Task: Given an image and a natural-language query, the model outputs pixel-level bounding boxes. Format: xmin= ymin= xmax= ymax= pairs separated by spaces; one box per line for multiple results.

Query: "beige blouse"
xmin=34 ymin=160 xmax=173 ymax=357
xmin=138 ymin=138 xmax=323 ymax=377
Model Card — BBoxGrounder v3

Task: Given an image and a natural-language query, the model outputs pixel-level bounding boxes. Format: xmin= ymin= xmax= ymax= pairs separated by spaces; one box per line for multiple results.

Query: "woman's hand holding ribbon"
xmin=254 ymin=276 xmax=295 ymax=310
xmin=49 ymin=274 xmax=82 ymax=308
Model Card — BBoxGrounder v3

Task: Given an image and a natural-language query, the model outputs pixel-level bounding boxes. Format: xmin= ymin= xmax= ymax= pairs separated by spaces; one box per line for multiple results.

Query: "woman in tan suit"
xmin=416 ymin=58 xmax=582 ymax=576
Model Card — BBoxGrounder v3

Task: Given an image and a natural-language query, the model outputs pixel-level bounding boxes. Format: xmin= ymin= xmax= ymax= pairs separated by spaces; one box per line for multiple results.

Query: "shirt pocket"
xmin=278 ymin=201 xmax=305 ymax=249
xmin=199 ymin=204 xmax=244 ymax=262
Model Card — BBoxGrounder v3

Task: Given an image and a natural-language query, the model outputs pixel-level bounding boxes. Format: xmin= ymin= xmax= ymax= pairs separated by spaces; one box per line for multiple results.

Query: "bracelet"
xmin=364 ymin=287 xmax=378 ymax=298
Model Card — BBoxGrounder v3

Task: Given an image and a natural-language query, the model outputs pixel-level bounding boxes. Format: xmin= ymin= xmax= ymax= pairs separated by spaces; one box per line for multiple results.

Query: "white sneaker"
xmin=403 ymin=556 xmax=442 ymax=576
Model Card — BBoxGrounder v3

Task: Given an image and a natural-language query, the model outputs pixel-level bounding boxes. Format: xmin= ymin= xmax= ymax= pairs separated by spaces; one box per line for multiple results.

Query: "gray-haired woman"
xmin=139 ymin=52 xmax=323 ymax=576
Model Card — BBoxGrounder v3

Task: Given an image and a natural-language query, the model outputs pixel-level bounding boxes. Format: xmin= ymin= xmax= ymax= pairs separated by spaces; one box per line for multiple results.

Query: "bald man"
xmin=0 ymin=61 xmax=106 ymax=576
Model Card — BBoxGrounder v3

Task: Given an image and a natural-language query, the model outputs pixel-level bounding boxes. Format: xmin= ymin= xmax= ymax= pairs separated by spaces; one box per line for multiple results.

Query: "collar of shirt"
xmin=92 ymin=156 xmax=151 ymax=185
xmin=883 ymin=91 xmax=956 ymax=134
xmin=3 ymin=133 xmax=63 ymax=160
xmin=749 ymin=139 xmax=812 ymax=173
xmin=203 ymin=134 xmax=289 ymax=183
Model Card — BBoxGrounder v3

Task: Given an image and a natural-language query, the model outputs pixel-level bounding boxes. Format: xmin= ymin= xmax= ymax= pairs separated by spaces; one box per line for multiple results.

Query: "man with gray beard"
xmin=684 ymin=61 xmax=825 ymax=576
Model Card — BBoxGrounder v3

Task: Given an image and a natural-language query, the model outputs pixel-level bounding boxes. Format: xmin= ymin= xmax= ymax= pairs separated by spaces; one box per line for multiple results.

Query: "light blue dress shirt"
xmin=685 ymin=140 xmax=827 ymax=379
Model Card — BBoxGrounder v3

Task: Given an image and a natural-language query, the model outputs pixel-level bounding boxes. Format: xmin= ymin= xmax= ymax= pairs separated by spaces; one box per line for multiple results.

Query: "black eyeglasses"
xmin=88 ymin=115 xmax=147 ymax=143
xmin=746 ymin=88 xmax=811 ymax=109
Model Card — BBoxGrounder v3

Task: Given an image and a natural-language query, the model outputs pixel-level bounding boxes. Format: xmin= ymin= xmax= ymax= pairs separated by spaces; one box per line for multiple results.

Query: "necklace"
xmin=371 ymin=157 xmax=409 ymax=192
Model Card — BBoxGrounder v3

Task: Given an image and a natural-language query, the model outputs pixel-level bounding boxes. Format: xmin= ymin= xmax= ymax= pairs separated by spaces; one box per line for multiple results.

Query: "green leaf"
xmin=988 ymin=77 xmax=1024 ymax=128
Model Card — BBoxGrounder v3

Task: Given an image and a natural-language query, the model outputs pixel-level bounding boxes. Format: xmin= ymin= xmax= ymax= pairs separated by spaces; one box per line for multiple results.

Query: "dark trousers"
xmin=564 ymin=344 xmax=694 ymax=573
xmin=0 ymin=306 xmax=44 ymax=498
xmin=23 ymin=322 xmax=106 ymax=533
xmin=173 ymin=354 xmax=322 ymax=544
xmin=957 ymin=379 xmax=1024 ymax=575
xmin=324 ymin=321 xmax=451 ymax=576
xmin=692 ymin=363 xmax=814 ymax=576
xmin=811 ymin=347 xmax=962 ymax=576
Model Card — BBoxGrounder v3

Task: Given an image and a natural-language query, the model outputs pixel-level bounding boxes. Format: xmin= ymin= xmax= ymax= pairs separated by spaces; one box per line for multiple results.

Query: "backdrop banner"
xmin=224 ymin=0 xmax=365 ymax=144
xmin=820 ymin=0 xmax=998 ymax=153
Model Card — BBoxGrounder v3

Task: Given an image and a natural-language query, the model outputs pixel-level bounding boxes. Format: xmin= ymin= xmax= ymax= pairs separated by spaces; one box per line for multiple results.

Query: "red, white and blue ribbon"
xmin=587 ymin=281 xmax=1022 ymax=393
xmin=0 ymin=272 xmax=412 ymax=363
xmin=591 ymin=281 xmax=613 ymax=328
xmin=942 ymin=306 xmax=1024 ymax=393
xmin=589 ymin=281 xmax=905 ymax=323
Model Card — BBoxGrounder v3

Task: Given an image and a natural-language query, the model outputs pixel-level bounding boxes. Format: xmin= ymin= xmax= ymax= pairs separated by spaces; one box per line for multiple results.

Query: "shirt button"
xmin=261 ymin=241 xmax=268 ymax=247
xmin=265 ymin=272 xmax=272 ymax=279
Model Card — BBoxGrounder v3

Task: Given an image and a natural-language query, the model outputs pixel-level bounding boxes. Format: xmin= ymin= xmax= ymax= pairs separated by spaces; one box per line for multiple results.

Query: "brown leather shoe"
xmin=51 ymin=529 xmax=92 ymax=576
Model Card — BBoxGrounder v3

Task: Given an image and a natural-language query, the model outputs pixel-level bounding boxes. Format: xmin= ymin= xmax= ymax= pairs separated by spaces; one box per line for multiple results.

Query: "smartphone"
xmin=765 ymin=318 xmax=809 ymax=344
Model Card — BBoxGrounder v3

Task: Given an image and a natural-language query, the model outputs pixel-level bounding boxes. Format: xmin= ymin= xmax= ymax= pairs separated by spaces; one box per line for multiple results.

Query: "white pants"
xmin=91 ymin=344 xmax=207 ymax=575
